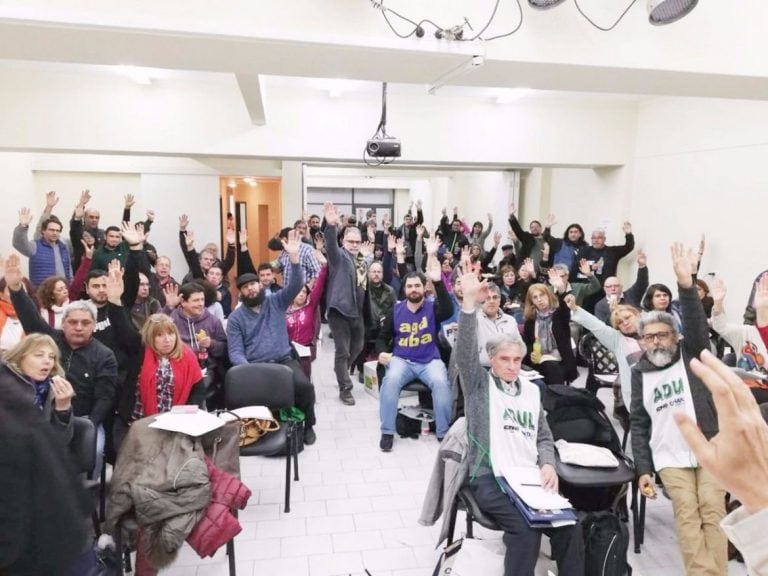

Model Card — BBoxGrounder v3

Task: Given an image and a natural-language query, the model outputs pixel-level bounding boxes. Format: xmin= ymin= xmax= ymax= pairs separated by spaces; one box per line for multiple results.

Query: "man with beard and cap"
xmin=375 ymin=236 xmax=453 ymax=452
xmin=323 ymin=202 xmax=373 ymax=406
xmin=227 ymin=229 xmax=317 ymax=445
xmin=630 ymin=243 xmax=726 ymax=576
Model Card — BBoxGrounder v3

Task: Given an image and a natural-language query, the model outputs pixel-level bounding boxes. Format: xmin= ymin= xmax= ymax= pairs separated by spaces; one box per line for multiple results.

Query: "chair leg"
xmin=284 ymin=423 xmax=293 ymax=514
xmin=226 ymin=527 xmax=236 ymax=576
xmin=446 ymin=496 xmax=460 ymax=546
xmin=92 ymin=510 xmax=102 ymax=537
xmin=631 ymin=480 xmax=641 ymax=554
xmin=99 ymin=459 xmax=107 ymax=522
xmin=638 ymin=494 xmax=647 ymax=546
xmin=293 ymin=425 xmax=300 ymax=482
xmin=465 ymin=509 xmax=474 ymax=539
xmin=621 ymin=426 xmax=630 ymax=452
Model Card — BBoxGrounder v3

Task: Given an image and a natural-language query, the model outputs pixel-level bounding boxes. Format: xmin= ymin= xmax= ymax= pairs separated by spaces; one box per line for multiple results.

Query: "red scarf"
xmin=0 ymin=299 xmax=23 ymax=337
xmin=137 ymin=345 xmax=203 ymax=416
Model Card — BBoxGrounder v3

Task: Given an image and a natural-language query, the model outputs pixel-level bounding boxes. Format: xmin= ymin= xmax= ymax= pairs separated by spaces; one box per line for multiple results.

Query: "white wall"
xmin=630 ymin=97 xmax=768 ymax=318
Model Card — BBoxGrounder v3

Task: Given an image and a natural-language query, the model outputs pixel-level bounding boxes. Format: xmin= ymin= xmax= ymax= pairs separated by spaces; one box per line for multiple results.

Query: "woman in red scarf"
xmin=132 ymin=313 xmax=205 ymax=419
xmin=0 ymin=274 xmax=36 ymax=357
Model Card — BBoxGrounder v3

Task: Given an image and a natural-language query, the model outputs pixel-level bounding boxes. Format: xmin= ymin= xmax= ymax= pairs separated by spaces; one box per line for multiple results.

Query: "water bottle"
xmin=421 ymin=417 xmax=430 ymax=436
xmin=532 ymin=338 xmax=542 ymax=363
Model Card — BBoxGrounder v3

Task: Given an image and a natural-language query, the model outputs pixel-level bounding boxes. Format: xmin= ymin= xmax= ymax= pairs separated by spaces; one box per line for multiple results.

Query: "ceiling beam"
xmin=235 ymin=73 xmax=266 ymax=126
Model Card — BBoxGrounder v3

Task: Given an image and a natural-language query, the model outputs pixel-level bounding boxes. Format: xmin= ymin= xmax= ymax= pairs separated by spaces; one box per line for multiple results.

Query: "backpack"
xmin=396 ymin=407 xmax=435 ymax=439
xmin=581 ymin=511 xmax=630 ymax=576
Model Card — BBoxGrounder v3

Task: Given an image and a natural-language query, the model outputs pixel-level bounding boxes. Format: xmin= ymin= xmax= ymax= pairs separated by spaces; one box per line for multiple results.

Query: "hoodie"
xmin=169 ymin=307 xmax=227 ymax=362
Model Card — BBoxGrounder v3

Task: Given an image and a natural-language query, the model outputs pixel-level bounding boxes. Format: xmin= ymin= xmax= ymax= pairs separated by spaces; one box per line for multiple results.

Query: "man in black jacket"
xmin=593 ymin=250 xmax=649 ymax=324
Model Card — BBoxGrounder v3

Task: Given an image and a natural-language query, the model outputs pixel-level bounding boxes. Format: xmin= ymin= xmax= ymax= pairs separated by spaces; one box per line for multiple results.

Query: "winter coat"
xmin=186 ymin=457 xmax=251 ymax=558
xmin=107 ymin=417 xmax=211 ymax=569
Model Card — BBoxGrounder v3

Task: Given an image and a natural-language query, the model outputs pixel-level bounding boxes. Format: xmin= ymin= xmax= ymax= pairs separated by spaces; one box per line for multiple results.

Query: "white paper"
xmin=224 ymin=406 xmax=275 ymax=421
xmin=292 ymin=341 xmax=312 ymax=358
xmin=501 ymin=465 xmax=572 ymax=510
xmin=148 ymin=410 xmax=225 ymax=437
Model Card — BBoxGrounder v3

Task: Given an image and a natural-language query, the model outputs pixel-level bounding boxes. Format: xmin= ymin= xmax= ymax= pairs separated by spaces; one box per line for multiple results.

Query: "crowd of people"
xmin=1 ymin=190 xmax=767 ymax=576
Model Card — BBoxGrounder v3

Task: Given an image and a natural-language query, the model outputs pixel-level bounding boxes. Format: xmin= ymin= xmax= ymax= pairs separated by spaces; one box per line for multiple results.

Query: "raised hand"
xmin=698 ymin=234 xmax=706 ymax=257
xmin=4 ymin=254 xmax=23 ymax=291
xmin=226 ymin=229 xmax=236 ymax=245
xmin=18 ymin=208 xmax=33 ymax=227
xmin=360 ymin=241 xmax=373 ymax=258
xmin=544 ymin=213 xmax=556 ymax=228
xmin=493 ymin=231 xmax=502 ymax=246
xmin=509 ymin=202 xmax=517 ymax=216
xmin=622 ymin=221 xmax=632 ymax=235
xmin=753 ymin=274 xmax=768 ymax=314
xmin=487 ymin=212 xmax=494 ymax=223
xmin=564 ymin=294 xmax=578 ymax=311
xmin=395 ymin=238 xmax=406 ymax=260
xmin=459 ymin=246 xmax=471 ymax=269
xmin=323 ymin=202 xmax=339 ymax=227
xmin=367 ymin=223 xmax=376 ymax=242
xmin=45 ymin=191 xmax=59 ymax=210
xmin=185 ymin=230 xmax=195 ymax=250
xmin=458 ymin=270 xmax=488 ymax=310
xmin=314 ymin=234 xmax=325 ymax=252
xmin=416 ymin=224 xmax=425 ymax=238
xmin=710 ymin=277 xmax=726 ymax=303
xmin=637 ymin=249 xmax=647 ymax=268
xmin=78 ymin=189 xmax=92 ymax=207
xmin=424 ymin=236 xmax=441 ymax=256
xmin=163 ymin=283 xmax=181 ymax=309
xmin=523 ymin=257 xmax=536 ymax=276
xmin=415 ymin=199 xmax=422 ymax=210
xmin=282 ymin=229 xmax=302 ymax=263
xmin=179 ymin=214 xmax=189 ymax=231
xmin=507 ymin=230 xmax=517 ymax=242
xmin=578 ymin=258 xmax=592 ymax=277
xmin=547 ymin=268 xmax=565 ymax=293
xmin=123 ymin=193 xmax=136 ymax=209
xmin=542 ymin=242 xmax=550 ymax=259
xmin=675 ymin=350 xmax=768 ymax=514
xmin=146 ymin=209 xmax=156 ymax=222
xmin=81 ymin=238 xmax=94 ymax=261
xmin=120 ymin=221 xmax=140 ymax=246
xmin=387 ymin=233 xmax=396 ymax=253
xmin=670 ymin=242 xmax=696 ymax=288
xmin=106 ymin=260 xmax=124 ymax=304
xmin=315 ymin=249 xmax=327 ymax=266
xmin=239 ymin=229 xmax=248 ymax=247
xmin=441 ymin=207 xmax=447 ymax=217
xmin=426 ymin=251 xmax=442 ymax=282
xmin=133 ymin=222 xmax=146 ymax=245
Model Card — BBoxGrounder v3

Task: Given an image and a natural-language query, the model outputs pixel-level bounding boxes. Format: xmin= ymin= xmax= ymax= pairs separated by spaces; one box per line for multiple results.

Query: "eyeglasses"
xmin=345 ymin=239 xmax=362 ymax=245
xmin=486 ymin=295 xmax=501 ymax=301
xmin=642 ymin=331 xmax=672 ymax=344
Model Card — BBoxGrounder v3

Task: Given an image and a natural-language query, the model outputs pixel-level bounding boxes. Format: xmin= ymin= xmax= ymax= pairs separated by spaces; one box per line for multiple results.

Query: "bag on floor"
xmin=581 ymin=511 xmax=630 ymax=576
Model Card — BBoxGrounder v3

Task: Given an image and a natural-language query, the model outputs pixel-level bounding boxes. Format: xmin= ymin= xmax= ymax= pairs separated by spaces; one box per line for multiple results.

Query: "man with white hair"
xmin=476 ymin=282 xmax=521 ymax=367
xmin=630 ymin=243 xmax=725 ymax=576
xmin=455 ymin=270 xmax=584 ymax=576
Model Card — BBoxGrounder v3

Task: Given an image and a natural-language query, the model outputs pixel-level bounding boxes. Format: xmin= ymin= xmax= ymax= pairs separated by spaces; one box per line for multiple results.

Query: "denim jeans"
xmin=379 ymin=356 xmax=452 ymax=438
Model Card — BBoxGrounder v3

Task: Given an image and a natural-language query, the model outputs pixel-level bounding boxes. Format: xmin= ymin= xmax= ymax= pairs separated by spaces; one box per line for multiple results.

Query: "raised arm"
xmin=274 ymin=230 xmax=305 ymax=309
xmin=455 ymin=271 xmax=488 ymax=397
xmin=709 ymin=278 xmax=746 ymax=354
xmin=610 ymin=221 xmax=635 ymax=259
xmin=220 ymin=229 xmax=236 ymax=274
xmin=322 ymin=203 xmax=342 ymax=266
xmin=5 ymin=254 xmax=52 ymax=336
xmin=623 ymin=251 xmax=649 ymax=306
xmin=671 ymin=242 xmax=710 ymax=357
xmin=565 ymin=294 xmax=623 ymax=353
xmin=12 ymin=209 xmax=37 ymax=258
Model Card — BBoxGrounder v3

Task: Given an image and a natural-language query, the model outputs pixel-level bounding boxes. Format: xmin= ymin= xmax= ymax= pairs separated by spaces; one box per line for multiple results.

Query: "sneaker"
xmin=339 ymin=389 xmax=356 ymax=406
xmin=379 ymin=434 xmax=394 ymax=452
xmin=357 ymin=372 xmax=364 ymax=384
xmin=303 ymin=426 xmax=317 ymax=446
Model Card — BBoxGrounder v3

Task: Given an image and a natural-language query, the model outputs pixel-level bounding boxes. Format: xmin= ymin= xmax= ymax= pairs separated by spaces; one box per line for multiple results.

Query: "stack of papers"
xmin=498 ymin=466 xmax=576 ymax=528
xmin=149 ymin=409 xmax=225 ymax=437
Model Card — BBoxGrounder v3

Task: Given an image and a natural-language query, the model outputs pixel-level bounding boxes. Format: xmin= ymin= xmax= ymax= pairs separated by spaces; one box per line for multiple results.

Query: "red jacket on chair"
xmin=186 ymin=457 xmax=251 ymax=558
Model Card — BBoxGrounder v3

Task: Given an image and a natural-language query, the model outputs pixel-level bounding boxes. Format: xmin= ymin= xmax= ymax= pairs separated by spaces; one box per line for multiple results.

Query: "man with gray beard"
xmin=630 ymin=243 xmax=725 ymax=576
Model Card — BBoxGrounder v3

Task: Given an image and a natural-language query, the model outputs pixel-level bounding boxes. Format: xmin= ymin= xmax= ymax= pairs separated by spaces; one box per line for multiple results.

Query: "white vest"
xmin=488 ymin=373 xmax=541 ymax=475
xmin=641 ymin=358 xmax=698 ymax=470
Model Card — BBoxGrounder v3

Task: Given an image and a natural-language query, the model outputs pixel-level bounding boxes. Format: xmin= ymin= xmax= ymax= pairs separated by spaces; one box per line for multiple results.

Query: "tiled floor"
xmin=156 ymin=328 xmax=749 ymax=575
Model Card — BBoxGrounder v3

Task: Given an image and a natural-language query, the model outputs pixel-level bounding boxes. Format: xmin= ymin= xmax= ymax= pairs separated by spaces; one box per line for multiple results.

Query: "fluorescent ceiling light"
xmin=428 ymin=55 xmax=485 ymax=95
xmin=647 ymin=0 xmax=698 ymax=25
xmin=495 ymin=88 xmax=533 ymax=104
xmin=117 ymin=65 xmax=152 ymax=85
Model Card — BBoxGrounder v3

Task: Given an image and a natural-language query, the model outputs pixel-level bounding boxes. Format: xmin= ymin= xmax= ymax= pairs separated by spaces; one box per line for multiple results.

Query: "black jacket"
xmin=11 ymin=288 xmax=118 ymax=426
xmin=522 ymin=293 xmax=578 ymax=383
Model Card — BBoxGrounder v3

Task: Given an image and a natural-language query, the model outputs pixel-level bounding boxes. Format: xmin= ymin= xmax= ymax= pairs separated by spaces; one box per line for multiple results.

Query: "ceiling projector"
xmin=366 ymin=137 xmax=401 ymax=158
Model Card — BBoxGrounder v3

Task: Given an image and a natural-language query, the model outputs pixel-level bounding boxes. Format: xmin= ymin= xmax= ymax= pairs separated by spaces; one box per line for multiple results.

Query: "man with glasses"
xmin=476 ymin=283 xmax=521 ymax=367
xmin=13 ymin=208 xmax=72 ymax=288
xmin=594 ymin=250 xmax=648 ymax=324
xmin=630 ymin=243 xmax=727 ymax=576
xmin=323 ymin=202 xmax=372 ymax=406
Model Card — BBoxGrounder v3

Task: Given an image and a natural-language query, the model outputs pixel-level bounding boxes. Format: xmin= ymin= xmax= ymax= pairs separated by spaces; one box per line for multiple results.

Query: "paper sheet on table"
xmin=500 ymin=465 xmax=572 ymax=510
xmin=149 ymin=410 xmax=225 ymax=436
xmin=292 ymin=341 xmax=312 ymax=358
xmin=219 ymin=406 xmax=275 ymax=421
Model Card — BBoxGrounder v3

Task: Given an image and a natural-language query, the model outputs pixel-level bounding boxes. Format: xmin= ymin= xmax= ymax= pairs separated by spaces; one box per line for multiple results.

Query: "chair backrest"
xmin=69 ymin=416 xmax=97 ymax=475
xmin=579 ymin=333 xmax=619 ymax=376
xmin=225 ymin=363 xmax=295 ymax=410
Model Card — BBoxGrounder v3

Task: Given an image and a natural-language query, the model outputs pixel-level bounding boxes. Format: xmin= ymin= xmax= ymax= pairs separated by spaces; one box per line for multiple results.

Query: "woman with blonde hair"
xmin=522 ymin=282 xmax=577 ymax=385
xmin=132 ymin=313 xmax=205 ymax=420
xmin=0 ymin=333 xmax=76 ymax=441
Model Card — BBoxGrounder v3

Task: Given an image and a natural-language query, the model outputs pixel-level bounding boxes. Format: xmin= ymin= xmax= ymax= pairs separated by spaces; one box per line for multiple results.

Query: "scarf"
xmin=134 ymin=348 xmax=201 ymax=418
xmin=355 ymin=254 xmax=368 ymax=290
xmin=0 ymin=298 xmax=19 ymax=335
xmin=32 ymin=377 xmax=51 ymax=411
xmin=535 ymin=309 xmax=557 ymax=355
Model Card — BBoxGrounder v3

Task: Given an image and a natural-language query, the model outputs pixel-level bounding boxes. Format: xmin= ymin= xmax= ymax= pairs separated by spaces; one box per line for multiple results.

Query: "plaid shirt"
xmin=278 ymin=242 xmax=320 ymax=287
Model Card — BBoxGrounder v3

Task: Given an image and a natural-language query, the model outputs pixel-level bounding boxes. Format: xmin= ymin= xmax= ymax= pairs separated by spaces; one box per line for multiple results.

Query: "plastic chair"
xmin=224 ymin=363 xmax=301 ymax=513
xmin=578 ymin=332 xmax=620 ymax=394
xmin=69 ymin=415 xmax=102 ymax=537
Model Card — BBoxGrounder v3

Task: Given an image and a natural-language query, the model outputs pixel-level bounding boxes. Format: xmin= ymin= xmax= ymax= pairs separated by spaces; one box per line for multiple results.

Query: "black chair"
xmin=69 ymin=415 xmax=102 ymax=536
xmin=579 ymin=333 xmax=620 ymax=394
xmin=224 ymin=363 xmax=302 ymax=513
xmin=446 ymin=485 xmax=502 ymax=545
